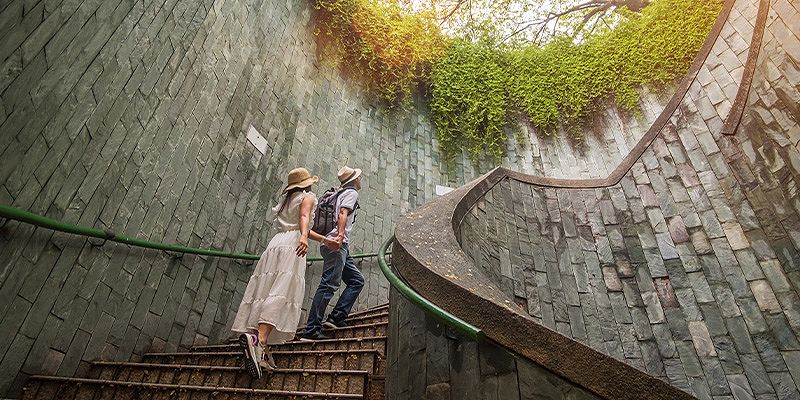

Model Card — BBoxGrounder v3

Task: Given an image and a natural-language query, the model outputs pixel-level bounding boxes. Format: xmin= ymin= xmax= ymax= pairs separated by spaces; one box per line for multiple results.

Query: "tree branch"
xmin=570 ymin=3 xmax=613 ymax=39
xmin=440 ymin=0 xmax=466 ymax=24
xmin=499 ymin=1 xmax=607 ymax=43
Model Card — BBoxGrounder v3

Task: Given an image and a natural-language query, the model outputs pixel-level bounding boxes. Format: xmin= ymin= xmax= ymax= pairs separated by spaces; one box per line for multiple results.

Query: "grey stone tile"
xmin=741 ymin=353 xmax=776 ymax=395
xmin=727 ymin=374 xmax=756 ymax=400
xmin=761 ymin=259 xmax=793 ymax=293
xmin=715 ymin=335 xmax=744 ymax=375
xmin=701 ymin=357 xmax=732 ymax=396
xmin=677 ymin=339 xmax=704 ymax=377
xmin=784 ymin=351 xmax=800 ymax=395
xmin=689 ymin=375 xmax=714 ymax=400
xmin=767 ymin=372 xmax=800 ymax=400
xmin=657 ymin=232 xmax=680 ymax=260
xmin=754 ymin=332 xmax=789 ymax=373
xmin=764 ymin=313 xmax=800 ymax=351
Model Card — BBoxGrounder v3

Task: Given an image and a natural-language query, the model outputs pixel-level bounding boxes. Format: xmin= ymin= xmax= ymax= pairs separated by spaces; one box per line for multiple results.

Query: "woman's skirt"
xmin=231 ymin=230 xmax=306 ymax=344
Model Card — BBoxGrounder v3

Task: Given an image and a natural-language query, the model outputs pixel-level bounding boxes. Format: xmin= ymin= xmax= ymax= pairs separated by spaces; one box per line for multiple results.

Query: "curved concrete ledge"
xmin=721 ymin=0 xmax=770 ymax=135
xmin=395 ymin=169 xmax=695 ymax=400
xmin=392 ymin=0 xmax=777 ymax=398
xmin=498 ymin=0 xmax=739 ymax=190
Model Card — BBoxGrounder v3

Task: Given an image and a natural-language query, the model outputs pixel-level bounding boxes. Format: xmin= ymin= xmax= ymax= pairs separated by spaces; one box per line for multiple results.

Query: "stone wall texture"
xmin=387 ymin=287 xmax=600 ymax=400
xmin=459 ymin=0 xmax=800 ymax=398
xmin=0 ymin=0 xmax=467 ymax=395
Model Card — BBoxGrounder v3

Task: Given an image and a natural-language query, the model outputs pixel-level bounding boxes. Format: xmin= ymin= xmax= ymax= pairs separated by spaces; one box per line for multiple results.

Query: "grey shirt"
xmin=328 ymin=189 xmax=358 ymax=243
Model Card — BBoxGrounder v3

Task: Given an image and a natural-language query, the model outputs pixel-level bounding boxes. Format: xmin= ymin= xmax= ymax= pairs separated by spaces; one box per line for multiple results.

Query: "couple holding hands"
xmin=231 ymin=166 xmax=365 ymax=378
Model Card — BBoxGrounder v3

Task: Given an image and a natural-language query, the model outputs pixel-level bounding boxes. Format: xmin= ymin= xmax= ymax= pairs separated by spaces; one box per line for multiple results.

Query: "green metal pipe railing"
xmin=0 ymin=204 xmax=386 ymax=263
xmin=377 ymin=235 xmax=483 ymax=340
xmin=1 ymin=203 xmax=480 ymax=339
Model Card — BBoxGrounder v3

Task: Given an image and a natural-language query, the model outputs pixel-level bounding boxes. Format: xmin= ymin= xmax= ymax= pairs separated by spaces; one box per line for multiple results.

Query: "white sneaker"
xmin=238 ymin=333 xmax=262 ymax=379
xmin=258 ymin=344 xmax=276 ymax=372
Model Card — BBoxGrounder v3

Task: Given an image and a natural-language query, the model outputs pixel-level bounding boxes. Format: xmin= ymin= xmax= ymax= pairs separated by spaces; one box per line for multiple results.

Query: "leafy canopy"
xmin=311 ymin=0 xmax=722 ymax=159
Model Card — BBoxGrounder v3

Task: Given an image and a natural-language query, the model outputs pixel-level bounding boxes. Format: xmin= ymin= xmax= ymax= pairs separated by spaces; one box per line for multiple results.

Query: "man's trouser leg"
xmin=327 ymin=243 xmax=365 ymax=324
xmin=304 ymin=245 xmax=344 ymax=335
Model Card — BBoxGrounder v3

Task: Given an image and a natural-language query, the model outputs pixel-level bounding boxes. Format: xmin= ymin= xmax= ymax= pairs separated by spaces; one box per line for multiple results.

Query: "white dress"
xmin=231 ymin=190 xmax=317 ymax=344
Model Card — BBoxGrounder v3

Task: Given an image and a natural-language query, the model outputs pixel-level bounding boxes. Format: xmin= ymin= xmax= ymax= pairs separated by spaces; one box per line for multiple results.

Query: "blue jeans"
xmin=304 ymin=242 xmax=364 ymax=334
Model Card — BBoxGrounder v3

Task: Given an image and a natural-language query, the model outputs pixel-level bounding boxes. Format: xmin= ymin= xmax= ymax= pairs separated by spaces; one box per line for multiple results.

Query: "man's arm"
xmin=334 ymin=206 xmax=350 ymax=244
xmin=333 ymin=189 xmax=358 ymax=245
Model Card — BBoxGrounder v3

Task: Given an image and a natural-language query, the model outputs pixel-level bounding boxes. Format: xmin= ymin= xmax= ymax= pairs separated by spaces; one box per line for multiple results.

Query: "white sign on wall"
xmin=435 ymin=185 xmax=454 ymax=196
xmin=246 ymin=125 xmax=269 ymax=155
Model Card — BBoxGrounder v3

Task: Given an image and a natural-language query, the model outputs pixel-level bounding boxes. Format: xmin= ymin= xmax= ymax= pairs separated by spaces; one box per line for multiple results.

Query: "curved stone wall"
xmin=0 ymin=0 xmax=459 ymax=394
xmin=393 ymin=0 xmax=800 ymax=398
xmin=387 ymin=287 xmax=600 ymax=400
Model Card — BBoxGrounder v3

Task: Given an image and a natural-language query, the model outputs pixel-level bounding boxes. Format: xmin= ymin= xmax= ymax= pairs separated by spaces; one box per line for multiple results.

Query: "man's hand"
xmin=323 ymin=236 xmax=341 ymax=251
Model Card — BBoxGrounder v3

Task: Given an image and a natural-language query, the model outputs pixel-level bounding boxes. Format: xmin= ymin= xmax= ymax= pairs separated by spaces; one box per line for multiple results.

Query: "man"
xmin=301 ymin=166 xmax=365 ymax=340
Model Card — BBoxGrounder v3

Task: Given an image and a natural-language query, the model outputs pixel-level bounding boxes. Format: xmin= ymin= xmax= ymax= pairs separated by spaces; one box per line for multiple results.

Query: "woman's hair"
xmin=277 ymin=186 xmax=310 ymax=214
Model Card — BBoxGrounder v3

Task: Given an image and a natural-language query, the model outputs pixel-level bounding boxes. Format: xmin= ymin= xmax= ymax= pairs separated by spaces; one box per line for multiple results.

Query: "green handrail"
xmin=2 ymin=203 xmax=478 ymax=338
xmin=0 ymin=204 xmax=387 ymax=263
xmin=378 ymin=235 xmax=483 ymax=340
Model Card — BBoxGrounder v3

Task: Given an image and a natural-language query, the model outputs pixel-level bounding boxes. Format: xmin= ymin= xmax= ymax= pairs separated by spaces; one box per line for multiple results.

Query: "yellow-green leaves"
xmin=313 ymin=0 xmax=721 ymax=160
xmin=430 ymin=0 xmax=720 ymax=159
xmin=313 ymin=0 xmax=446 ymax=108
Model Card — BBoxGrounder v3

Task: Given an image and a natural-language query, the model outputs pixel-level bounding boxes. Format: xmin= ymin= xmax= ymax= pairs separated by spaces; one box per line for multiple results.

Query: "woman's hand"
xmin=296 ymin=236 xmax=309 ymax=257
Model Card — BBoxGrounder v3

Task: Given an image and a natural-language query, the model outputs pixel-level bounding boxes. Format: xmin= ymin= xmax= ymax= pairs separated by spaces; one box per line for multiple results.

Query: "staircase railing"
xmin=1 ymin=203 xmax=476 ymax=341
xmin=376 ymin=235 xmax=483 ymax=340
xmin=0 ymin=204 xmax=385 ymax=263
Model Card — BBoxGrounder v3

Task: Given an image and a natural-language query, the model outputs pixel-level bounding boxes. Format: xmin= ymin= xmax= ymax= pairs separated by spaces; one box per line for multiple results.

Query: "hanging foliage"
xmin=312 ymin=0 xmax=722 ymax=159
xmin=312 ymin=0 xmax=446 ymax=107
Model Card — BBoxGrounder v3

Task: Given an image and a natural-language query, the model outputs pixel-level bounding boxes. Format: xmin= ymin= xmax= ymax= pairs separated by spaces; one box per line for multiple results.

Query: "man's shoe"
xmin=238 ymin=333 xmax=262 ymax=379
xmin=323 ymin=318 xmax=348 ymax=330
xmin=299 ymin=330 xmax=333 ymax=341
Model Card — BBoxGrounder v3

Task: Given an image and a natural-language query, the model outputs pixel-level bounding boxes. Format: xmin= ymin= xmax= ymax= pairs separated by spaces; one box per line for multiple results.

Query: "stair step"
xmin=292 ymin=313 xmax=388 ymax=333
xmin=194 ymin=336 xmax=387 ymax=355
xmin=340 ymin=312 xmax=389 ymax=326
xmin=217 ymin=314 xmax=388 ymax=346
xmin=297 ymin=322 xmax=388 ymax=340
xmin=347 ymin=304 xmax=388 ymax=319
xmin=22 ymin=376 xmax=364 ymax=399
xmin=142 ymin=349 xmax=380 ymax=373
xmin=84 ymin=361 xmax=368 ymax=394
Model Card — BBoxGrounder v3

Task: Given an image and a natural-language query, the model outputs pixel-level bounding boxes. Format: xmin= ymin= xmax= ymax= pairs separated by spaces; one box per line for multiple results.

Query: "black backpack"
xmin=312 ymin=188 xmax=358 ymax=235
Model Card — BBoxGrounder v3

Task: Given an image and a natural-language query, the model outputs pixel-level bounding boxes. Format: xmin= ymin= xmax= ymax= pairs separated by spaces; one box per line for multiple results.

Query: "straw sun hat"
xmin=337 ymin=166 xmax=362 ymax=186
xmin=283 ymin=167 xmax=319 ymax=193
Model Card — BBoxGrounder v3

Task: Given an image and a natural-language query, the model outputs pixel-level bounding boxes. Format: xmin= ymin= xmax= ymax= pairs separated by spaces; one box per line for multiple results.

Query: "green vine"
xmin=312 ymin=0 xmax=722 ymax=160
xmin=312 ymin=0 xmax=445 ymax=107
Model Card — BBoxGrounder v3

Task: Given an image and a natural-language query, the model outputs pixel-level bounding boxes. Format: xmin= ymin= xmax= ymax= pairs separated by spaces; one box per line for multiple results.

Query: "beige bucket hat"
xmin=283 ymin=167 xmax=319 ymax=193
xmin=337 ymin=166 xmax=362 ymax=186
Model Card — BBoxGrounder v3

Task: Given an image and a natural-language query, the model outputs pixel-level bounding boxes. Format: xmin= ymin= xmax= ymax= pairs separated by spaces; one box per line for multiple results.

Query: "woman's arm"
xmin=297 ymin=195 xmax=330 ymax=256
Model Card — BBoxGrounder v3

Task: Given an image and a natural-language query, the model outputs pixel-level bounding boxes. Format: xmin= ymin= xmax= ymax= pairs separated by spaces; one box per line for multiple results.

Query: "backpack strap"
xmin=335 ymin=187 xmax=359 ymax=213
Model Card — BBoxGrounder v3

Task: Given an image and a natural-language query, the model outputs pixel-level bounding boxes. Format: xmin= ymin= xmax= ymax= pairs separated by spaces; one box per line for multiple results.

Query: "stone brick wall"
xmin=458 ymin=0 xmax=800 ymax=398
xmin=386 ymin=287 xmax=600 ymax=400
xmin=0 ymin=0 xmax=468 ymax=395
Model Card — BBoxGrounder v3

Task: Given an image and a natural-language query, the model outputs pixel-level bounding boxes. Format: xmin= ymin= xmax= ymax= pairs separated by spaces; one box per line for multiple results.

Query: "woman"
xmin=231 ymin=167 xmax=335 ymax=378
